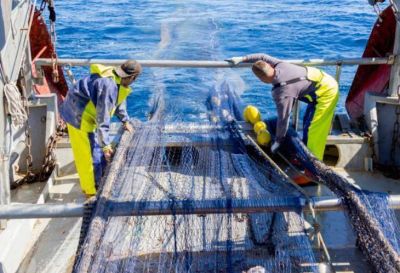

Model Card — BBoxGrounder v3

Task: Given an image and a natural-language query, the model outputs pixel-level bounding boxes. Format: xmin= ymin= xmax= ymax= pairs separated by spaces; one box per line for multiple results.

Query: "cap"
xmin=114 ymin=60 xmax=142 ymax=78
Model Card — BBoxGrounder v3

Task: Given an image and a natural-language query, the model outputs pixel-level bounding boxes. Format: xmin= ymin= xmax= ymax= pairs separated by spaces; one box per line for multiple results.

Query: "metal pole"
xmin=34 ymin=57 xmax=392 ymax=69
xmin=1 ymin=195 xmax=400 ymax=219
xmin=0 ymin=203 xmax=85 ymax=219
xmin=0 ymin=66 xmax=9 ymax=230
xmin=335 ymin=64 xmax=342 ymax=84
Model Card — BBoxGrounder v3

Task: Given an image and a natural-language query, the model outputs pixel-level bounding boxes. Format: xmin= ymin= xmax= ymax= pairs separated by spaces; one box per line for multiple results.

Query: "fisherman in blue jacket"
xmin=60 ymin=60 xmax=142 ymax=196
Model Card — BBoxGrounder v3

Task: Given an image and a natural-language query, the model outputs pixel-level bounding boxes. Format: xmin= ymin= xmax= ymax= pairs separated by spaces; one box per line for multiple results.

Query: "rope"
xmin=244 ymin=133 xmax=334 ymax=269
xmin=3 ymin=83 xmax=28 ymax=127
xmin=64 ymin=64 xmax=77 ymax=85
xmin=291 ymin=135 xmax=400 ymax=272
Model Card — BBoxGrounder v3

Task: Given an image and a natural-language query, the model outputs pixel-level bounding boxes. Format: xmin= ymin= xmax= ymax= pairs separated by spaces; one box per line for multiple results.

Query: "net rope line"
xmin=245 ymin=134 xmax=333 ymax=267
xmin=288 ymin=135 xmax=400 ymax=272
xmin=225 ymin=120 xmax=332 ymax=266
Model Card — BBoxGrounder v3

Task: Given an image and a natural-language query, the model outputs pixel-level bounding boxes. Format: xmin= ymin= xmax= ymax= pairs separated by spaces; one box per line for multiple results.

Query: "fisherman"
xmin=227 ymin=54 xmax=338 ymax=160
xmin=60 ymin=60 xmax=142 ymax=197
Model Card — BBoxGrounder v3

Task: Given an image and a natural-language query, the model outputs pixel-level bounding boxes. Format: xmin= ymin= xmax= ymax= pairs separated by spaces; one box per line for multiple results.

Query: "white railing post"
xmin=335 ymin=64 xmax=342 ymax=86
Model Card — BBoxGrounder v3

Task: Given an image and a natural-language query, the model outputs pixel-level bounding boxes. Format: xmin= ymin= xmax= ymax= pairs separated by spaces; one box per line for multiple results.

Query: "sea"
xmin=55 ymin=0 xmax=380 ymax=122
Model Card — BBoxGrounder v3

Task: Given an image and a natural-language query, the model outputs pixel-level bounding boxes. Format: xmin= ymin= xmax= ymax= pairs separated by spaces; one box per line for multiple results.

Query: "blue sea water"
xmin=55 ymin=0 xmax=379 ymax=122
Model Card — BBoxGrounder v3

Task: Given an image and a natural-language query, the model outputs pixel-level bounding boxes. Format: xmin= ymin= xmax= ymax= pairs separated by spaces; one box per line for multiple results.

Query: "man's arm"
xmin=115 ymin=100 xmax=134 ymax=133
xmin=274 ymin=95 xmax=295 ymax=143
xmin=243 ymin=53 xmax=281 ymax=67
xmin=115 ymin=100 xmax=129 ymax=123
xmin=95 ymin=78 xmax=118 ymax=149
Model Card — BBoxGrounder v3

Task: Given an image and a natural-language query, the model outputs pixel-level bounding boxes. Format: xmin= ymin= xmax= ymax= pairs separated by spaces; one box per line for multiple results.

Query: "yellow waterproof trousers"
xmin=67 ymin=124 xmax=103 ymax=195
xmin=303 ymin=72 xmax=339 ymax=160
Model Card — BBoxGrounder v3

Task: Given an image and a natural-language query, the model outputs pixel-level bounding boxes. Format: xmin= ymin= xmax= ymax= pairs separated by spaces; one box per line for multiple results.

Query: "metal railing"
xmin=34 ymin=56 xmax=393 ymax=93
xmin=35 ymin=56 xmax=394 ymax=131
xmin=35 ymin=57 xmax=393 ymax=67
xmin=35 ymin=57 xmax=393 ymax=72
xmin=1 ymin=195 xmax=400 ymax=219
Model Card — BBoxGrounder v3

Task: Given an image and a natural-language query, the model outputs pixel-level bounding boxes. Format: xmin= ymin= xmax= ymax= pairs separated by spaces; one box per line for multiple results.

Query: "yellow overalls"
xmin=302 ymin=67 xmax=339 ymax=160
xmin=67 ymin=64 xmax=131 ymax=195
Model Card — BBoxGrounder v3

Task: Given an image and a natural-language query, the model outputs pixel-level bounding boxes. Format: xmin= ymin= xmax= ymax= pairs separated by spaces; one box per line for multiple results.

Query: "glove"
xmin=270 ymin=141 xmax=280 ymax=154
xmin=123 ymin=121 xmax=134 ymax=133
xmin=102 ymin=145 xmax=114 ymax=162
xmin=225 ymin=56 xmax=244 ymax=65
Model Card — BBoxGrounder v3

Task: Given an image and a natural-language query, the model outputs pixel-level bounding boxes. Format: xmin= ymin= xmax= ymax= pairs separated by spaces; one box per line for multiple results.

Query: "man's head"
xmin=115 ymin=60 xmax=142 ymax=87
xmin=252 ymin=61 xmax=275 ymax=84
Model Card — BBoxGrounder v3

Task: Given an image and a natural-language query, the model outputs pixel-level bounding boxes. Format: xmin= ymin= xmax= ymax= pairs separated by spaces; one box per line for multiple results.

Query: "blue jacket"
xmin=60 ymin=73 xmax=130 ymax=148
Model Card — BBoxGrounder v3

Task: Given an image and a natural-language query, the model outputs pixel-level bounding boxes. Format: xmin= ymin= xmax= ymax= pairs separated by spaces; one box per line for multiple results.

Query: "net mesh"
xmin=73 ymin=81 xmax=400 ymax=272
xmin=280 ymin=128 xmax=400 ymax=272
xmin=73 ymin=83 xmax=319 ymax=272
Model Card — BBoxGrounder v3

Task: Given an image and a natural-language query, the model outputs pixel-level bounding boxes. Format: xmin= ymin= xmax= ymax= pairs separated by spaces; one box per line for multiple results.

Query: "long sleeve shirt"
xmin=115 ymin=100 xmax=129 ymax=123
xmin=60 ymin=74 xmax=130 ymax=148
xmin=243 ymin=53 xmax=317 ymax=142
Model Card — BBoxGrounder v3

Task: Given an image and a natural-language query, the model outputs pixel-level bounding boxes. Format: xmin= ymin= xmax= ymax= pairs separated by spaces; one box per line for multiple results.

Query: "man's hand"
xmin=123 ymin=121 xmax=134 ymax=133
xmin=103 ymin=146 xmax=114 ymax=162
xmin=271 ymin=141 xmax=281 ymax=154
xmin=225 ymin=56 xmax=244 ymax=65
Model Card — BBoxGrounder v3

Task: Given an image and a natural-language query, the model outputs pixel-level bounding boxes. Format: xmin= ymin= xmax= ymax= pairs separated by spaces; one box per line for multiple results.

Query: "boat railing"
xmin=1 ymin=194 xmax=400 ymax=219
xmin=34 ymin=56 xmax=393 ymax=70
xmin=35 ymin=56 xmax=395 ymax=131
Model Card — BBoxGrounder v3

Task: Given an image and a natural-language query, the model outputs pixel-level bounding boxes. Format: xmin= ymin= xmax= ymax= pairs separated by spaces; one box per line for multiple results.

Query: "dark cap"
xmin=115 ymin=60 xmax=142 ymax=78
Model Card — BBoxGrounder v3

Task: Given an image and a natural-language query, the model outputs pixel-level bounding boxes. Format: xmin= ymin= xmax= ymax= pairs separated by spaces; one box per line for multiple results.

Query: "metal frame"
xmin=1 ymin=195 xmax=399 ymax=219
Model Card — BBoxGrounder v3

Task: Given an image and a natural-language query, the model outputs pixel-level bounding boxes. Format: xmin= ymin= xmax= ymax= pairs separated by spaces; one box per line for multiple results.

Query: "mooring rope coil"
xmin=3 ymin=82 xmax=28 ymax=127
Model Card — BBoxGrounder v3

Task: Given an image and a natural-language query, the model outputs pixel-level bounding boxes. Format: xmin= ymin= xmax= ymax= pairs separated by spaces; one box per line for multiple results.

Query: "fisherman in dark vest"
xmin=227 ymin=53 xmax=339 ymax=161
xmin=60 ymin=60 xmax=142 ymax=197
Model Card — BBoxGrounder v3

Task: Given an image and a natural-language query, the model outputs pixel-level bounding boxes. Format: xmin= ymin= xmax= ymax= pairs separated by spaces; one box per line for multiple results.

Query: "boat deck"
xmin=8 ymin=124 xmax=400 ymax=273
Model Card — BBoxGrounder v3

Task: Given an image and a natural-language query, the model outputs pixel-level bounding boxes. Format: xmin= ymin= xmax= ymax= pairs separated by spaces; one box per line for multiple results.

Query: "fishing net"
xmin=71 ymin=76 xmax=400 ymax=272
xmin=73 ymin=82 xmax=320 ymax=272
xmin=72 ymin=77 xmax=400 ymax=272
xmin=279 ymin=125 xmax=400 ymax=272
